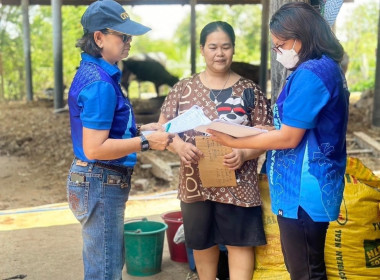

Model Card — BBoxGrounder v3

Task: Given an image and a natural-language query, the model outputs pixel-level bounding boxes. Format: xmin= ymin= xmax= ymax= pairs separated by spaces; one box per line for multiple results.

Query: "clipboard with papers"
xmin=163 ymin=105 xmax=267 ymax=137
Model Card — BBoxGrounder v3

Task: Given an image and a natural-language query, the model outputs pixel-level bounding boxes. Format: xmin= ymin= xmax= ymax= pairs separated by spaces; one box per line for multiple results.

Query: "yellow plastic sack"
xmin=325 ymin=157 xmax=380 ymax=279
xmin=254 ymin=158 xmax=380 ymax=280
xmin=253 ymin=175 xmax=290 ymax=280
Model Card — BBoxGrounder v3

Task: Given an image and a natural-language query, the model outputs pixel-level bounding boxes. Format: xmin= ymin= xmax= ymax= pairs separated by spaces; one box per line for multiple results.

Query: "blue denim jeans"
xmin=67 ymin=158 xmax=132 ymax=280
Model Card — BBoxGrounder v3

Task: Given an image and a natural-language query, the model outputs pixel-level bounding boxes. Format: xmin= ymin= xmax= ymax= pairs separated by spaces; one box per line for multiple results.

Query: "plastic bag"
xmin=325 ymin=157 xmax=380 ymax=279
xmin=173 ymin=224 xmax=185 ymax=244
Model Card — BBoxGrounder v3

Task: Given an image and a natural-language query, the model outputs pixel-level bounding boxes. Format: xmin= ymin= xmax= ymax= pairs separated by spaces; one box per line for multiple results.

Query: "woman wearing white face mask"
xmin=207 ymin=2 xmax=349 ymax=280
xmin=272 ymin=39 xmax=300 ymax=70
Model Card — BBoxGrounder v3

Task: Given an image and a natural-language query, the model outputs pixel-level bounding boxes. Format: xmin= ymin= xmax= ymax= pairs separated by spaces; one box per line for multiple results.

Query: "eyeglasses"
xmin=102 ymin=29 xmax=132 ymax=43
xmin=271 ymin=39 xmax=297 ymax=54
xmin=271 ymin=42 xmax=285 ymax=54
xmin=109 ymin=32 xmax=132 ymax=43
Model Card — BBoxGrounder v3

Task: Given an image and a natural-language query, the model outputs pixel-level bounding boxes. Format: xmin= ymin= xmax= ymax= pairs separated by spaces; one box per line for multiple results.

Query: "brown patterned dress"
xmin=161 ymin=73 xmax=273 ymax=207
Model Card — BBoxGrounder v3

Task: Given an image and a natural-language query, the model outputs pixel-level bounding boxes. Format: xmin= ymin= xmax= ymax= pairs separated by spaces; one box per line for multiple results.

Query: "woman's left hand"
xmin=140 ymin=123 xmax=164 ymax=132
xmin=223 ymin=149 xmax=245 ymax=170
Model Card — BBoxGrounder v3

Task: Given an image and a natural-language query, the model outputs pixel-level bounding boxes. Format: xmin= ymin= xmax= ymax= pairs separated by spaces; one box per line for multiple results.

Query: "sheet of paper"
xmin=195 ymin=136 xmax=237 ymax=187
xmin=163 ymin=105 xmax=267 ymax=137
xmin=163 ymin=105 xmax=211 ymax=133
xmin=141 ymin=130 xmax=155 ymax=136
xmin=141 ymin=123 xmax=170 ymax=136
xmin=195 ymin=119 xmax=267 ymax=137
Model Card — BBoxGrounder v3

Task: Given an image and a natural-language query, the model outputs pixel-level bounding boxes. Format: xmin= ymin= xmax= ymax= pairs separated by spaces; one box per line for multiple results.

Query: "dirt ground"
xmin=0 ymin=96 xmax=379 ymax=211
xmin=0 ymin=99 xmax=180 ymax=210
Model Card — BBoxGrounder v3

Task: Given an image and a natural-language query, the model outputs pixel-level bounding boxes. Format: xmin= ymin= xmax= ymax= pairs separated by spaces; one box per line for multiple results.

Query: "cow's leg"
xmin=120 ymin=70 xmax=131 ymax=98
xmin=155 ymin=84 xmax=160 ymax=97
xmin=138 ymin=82 xmax=141 ymax=98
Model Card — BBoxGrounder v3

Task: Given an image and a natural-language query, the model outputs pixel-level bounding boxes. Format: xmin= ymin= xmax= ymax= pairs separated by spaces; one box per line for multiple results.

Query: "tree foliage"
xmin=30 ymin=6 xmax=53 ymax=95
xmin=61 ymin=6 xmax=87 ymax=93
xmin=29 ymin=6 xmax=85 ymax=97
xmin=0 ymin=2 xmax=377 ymax=100
xmin=130 ymin=5 xmax=263 ymax=79
xmin=0 ymin=5 xmax=86 ymax=100
xmin=174 ymin=5 xmax=263 ymax=74
xmin=0 ymin=6 xmax=24 ymax=100
xmin=337 ymin=0 xmax=378 ymax=91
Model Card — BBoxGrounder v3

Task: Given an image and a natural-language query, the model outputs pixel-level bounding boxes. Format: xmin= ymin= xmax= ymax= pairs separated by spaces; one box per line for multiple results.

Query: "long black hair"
xmin=270 ymin=2 xmax=344 ymax=65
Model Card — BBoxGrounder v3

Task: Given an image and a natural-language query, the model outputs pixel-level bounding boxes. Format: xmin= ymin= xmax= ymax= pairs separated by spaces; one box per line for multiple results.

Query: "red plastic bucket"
xmin=161 ymin=211 xmax=188 ymax=263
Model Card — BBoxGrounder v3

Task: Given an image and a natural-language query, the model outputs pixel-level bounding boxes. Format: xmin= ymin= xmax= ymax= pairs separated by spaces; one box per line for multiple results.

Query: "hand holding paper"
xmin=163 ymin=105 xmax=267 ymax=137
xmin=140 ymin=122 xmax=165 ymax=132
xmin=207 ymin=129 xmax=238 ymax=149
xmin=223 ymin=148 xmax=245 ymax=170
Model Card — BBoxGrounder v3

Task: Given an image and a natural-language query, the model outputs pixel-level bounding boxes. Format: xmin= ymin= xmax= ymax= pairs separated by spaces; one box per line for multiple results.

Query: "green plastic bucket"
xmin=124 ymin=218 xmax=168 ymax=277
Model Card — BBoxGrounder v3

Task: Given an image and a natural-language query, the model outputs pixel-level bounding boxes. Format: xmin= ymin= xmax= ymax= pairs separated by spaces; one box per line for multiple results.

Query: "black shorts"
xmin=181 ymin=200 xmax=266 ymax=250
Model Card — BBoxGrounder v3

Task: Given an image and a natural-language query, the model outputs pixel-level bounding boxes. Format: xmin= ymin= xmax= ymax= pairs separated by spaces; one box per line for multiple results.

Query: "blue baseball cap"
xmin=81 ymin=0 xmax=151 ymax=35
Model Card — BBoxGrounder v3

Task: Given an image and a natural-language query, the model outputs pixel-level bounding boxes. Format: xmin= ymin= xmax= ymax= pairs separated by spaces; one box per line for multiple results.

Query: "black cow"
xmin=230 ymin=62 xmax=261 ymax=84
xmin=121 ymin=56 xmax=179 ymax=97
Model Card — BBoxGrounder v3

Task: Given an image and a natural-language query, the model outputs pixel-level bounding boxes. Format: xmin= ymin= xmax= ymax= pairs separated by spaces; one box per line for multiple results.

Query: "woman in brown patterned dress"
xmin=159 ymin=21 xmax=272 ymax=280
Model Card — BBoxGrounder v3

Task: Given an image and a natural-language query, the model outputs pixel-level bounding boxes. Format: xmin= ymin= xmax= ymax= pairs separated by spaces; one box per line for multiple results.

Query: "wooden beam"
xmin=259 ymin=0 xmax=269 ymax=93
xmin=354 ymin=132 xmax=380 ymax=157
xmin=1 ymin=0 xmax=355 ymax=5
xmin=373 ymin=2 xmax=380 ymax=127
xmin=190 ymin=0 xmax=196 ymax=75
xmin=1 ymin=0 xmax=263 ymax=6
xmin=347 ymin=149 xmax=373 ymax=155
xmin=139 ymin=153 xmax=174 ymax=182
xmin=21 ymin=0 xmax=33 ymax=102
xmin=52 ymin=0 xmax=64 ymax=109
xmin=269 ymin=0 xmax=300 ymax=104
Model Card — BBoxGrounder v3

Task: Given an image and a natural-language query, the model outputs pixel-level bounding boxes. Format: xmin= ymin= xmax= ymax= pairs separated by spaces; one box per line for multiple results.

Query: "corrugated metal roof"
xmin=1 ymin=0 xmax=262 ymax=6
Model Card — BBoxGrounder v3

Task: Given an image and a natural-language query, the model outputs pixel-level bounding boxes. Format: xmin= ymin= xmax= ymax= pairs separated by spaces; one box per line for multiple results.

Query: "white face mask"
xmin=276 ymin=40 xmax=299 ymax=69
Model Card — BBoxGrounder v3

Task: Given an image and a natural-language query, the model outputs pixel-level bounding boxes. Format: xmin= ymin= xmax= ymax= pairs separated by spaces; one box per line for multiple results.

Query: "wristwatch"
xmin=139 ymin=134 xmax=150 ymax=151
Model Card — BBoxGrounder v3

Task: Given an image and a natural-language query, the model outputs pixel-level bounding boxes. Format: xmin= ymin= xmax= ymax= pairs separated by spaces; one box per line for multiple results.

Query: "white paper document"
xmin=164 ymin=105 xmax=267 ymax=137
xmin=195 ymin=119 xmax=267 ymax=137
xmin=163 ymin=105 xmax=210 ymax=133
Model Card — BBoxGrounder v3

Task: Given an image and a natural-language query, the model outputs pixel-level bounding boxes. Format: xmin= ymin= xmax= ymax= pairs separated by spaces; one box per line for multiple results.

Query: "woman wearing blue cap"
xmin=67 ymin=1 xmax=173 ymax=279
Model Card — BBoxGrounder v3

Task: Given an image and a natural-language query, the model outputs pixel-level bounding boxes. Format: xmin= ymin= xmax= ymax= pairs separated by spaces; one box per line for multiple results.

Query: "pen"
xmin=165 ymin=123 xmax=171 ymax=132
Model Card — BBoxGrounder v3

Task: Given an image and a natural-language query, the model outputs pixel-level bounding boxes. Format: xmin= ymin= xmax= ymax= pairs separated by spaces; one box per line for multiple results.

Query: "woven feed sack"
xmin=325 ymin=157 xmax=380 ymax=279
xmin=253 ymin=175 xmax=290 ymax=280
